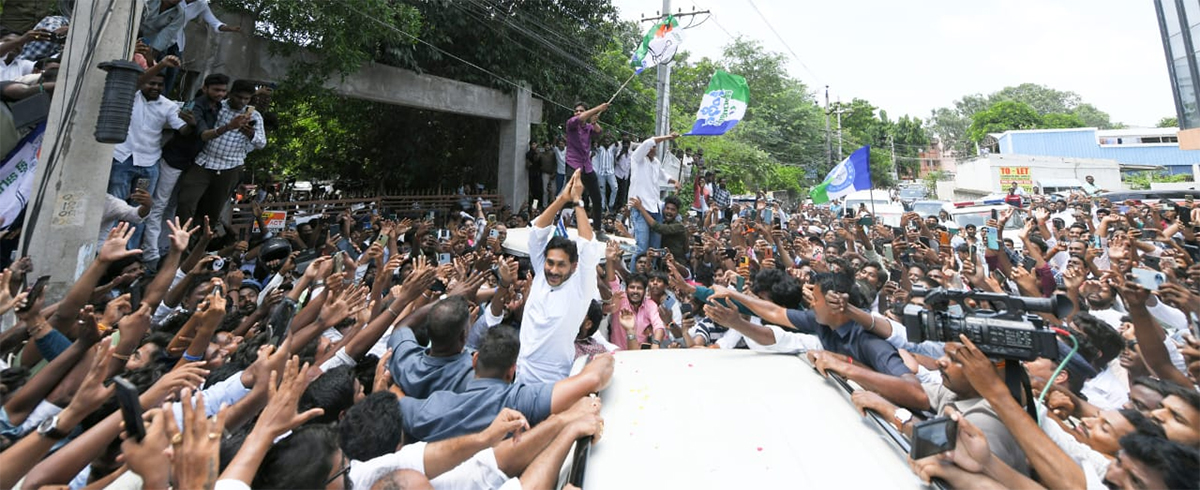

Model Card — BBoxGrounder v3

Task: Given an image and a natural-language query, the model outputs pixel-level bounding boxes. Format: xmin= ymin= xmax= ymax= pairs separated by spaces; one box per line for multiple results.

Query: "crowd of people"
xmin=2 ymin=2 xmax=1200 ymax=487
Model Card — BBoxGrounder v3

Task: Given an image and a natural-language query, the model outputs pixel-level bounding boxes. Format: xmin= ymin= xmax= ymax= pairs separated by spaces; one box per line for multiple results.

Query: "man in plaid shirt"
xmin=175 ymin=79 xmax=265 ymax=226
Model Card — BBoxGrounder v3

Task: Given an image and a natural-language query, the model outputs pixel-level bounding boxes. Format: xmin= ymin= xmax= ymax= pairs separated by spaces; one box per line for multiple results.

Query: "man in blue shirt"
xmin=706 ymin=272 xmax=929 ymax=410
xmin=397 ymin=326 xmax=614 ymax=442
xmin=387 ymin=296 xmax=476 ymax=399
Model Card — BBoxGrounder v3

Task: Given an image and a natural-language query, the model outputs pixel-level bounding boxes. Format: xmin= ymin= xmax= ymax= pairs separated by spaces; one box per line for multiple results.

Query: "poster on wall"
xmin=999 ymin=166 xmax=1033 ymax=193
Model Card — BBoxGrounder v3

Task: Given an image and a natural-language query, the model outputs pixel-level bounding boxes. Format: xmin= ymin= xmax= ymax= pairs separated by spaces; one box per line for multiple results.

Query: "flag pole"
xmin=607 ymin=72 xmax=638 ymax=105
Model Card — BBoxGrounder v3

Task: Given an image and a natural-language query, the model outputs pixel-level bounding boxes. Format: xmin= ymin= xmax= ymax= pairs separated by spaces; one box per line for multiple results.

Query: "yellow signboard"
xmin=998 ymin=166 xmax=1033 ymax=193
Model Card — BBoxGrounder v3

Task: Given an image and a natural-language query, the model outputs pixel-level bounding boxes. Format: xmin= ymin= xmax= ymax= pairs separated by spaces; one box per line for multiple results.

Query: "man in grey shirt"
xmin=387 ymin=297 xmax=476 ymax=399
xmin=398 ymin=325 xmax=613 ymax=442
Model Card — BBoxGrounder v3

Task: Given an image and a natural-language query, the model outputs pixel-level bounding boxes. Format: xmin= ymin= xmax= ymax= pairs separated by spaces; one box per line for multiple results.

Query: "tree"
xmin=968 ymin=101 xmax=1042 ymax=142
xmin=1158 ymin=116 xmax=1179 ymax=128
xmin=1040 ymin=113 xmax=1086 ymax=129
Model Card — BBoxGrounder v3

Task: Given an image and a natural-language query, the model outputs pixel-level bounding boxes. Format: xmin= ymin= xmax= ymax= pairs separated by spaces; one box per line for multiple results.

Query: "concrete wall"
xmin=182 ymin=12 xmax=543 ymax=204
xmin=955 ymin=154 xmax=1123 ymax=193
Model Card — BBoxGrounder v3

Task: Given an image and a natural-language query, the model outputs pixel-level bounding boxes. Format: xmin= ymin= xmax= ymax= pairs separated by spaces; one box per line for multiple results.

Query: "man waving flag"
xmin=810 ymin=145 xmax=872 ymax=204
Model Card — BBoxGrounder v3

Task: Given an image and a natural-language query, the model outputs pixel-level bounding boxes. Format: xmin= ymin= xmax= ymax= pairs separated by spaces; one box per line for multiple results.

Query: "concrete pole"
xmin=19 ymin=0 xmax=143 ymax=301
xmin=824 ymin=86 xmax=832 ymax=166
xmin=654 ymin=0 xmax=672 ymax=164
xmin=835 ymin=98 xmax=844 ymax=160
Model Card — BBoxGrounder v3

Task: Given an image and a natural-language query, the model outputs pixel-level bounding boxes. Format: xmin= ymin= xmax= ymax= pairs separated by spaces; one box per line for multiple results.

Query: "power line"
xmin=744 ymin=0 xmax=823 ymax=86
xmin=333 ymin=0 xmax=649 ymax=139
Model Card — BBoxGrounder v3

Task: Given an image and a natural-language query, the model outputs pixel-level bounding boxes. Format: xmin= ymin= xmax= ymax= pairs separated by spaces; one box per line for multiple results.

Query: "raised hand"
xmin=98 ymin=222 xmax=143 ymax=263
xmin=164 ymin=390 xmax=227 ymax=490
xmin=256 ymin=357 xmax=325 ymax=438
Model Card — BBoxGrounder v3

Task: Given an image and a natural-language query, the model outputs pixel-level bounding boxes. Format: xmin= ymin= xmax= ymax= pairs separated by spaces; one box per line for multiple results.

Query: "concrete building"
xmin=983 ymin=127 xmax=1200 ymax=175
xmin=951 ymin=153 xmax=1123 ymax=200
xmin=916 ymin=138 xmax=958 ymax=179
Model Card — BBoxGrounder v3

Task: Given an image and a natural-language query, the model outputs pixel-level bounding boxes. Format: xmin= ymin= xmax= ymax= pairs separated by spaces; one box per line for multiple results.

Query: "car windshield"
xmin=952 ymin=209 xmax=1025 ymax=229
xmin=846 ymin=200 xmax=891 ymax=211
xmin=899 ymin=188 xmax=925 ymax=198
xmin=912 ymin=202 xmax=944 ymax=216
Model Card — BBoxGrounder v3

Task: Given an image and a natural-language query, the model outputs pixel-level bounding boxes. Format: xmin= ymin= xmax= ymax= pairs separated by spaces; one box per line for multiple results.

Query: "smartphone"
xmin=735 ymin=275 xmax=746 ymax=292
xmin=374 ymin=233 xmax=388 ymax=247
xmin=430 ymin=279 xmax=447 ymax=293
xmin=16 ymin=275 xmax=50 ymax=314
xmin=724 ymin=247 xmax=737 ymax=260
xmin=857 ymin=216 xmax=874 ymax=227
xmin=134 ymin=178 xmax=151 ymax=193
xmin=889 ymin=268 xmax=904 ymax=284
xmin=1130 ymin=267 xmax=1167 ymax=290
xmin=882 ymin=244 xmax=895 ymax=262
xmin=333 ymin=251 xmax=346 ymax=275
xmin=692 ymin=234 xmax=703 ymax=245
xmin=910 ymin=416 xmax=958 ymax=460
xmin=532 ymin=199 xmax=539 ymax=210
xmin=426 ymin=211 xmax=436 ymax=222
xmin=182 ymin=100 xmax=195 ymax=112
xmin=1021 ymin=255 xmax=1038 ymax=271
xmin=129 ymin=279 xmax=144 ymax=310
xmin=738 ymin=255 xmax=750 ymax=268
xmin=982 ymin=226 xmax=1000 ymax=251
xmin=212 ymin=282 xmax=223 ymax=298
xmin=437 ymin=253 xmax=452 ymax=266
xmin=938 ymin=230 xmax=951 ymax=247
xmin=490 ymin=229 xmax=500 ymax=239
xmin=114 ymin=376 xmax=146 ymax=441
xmin=640 ymin=343 xmax=652 ymax=350
xmin=244 ymin=105 xmax=255 ymax=115
xmin=990 ymin=209 xmax=999 ymax=221
xmin=486 ymin=213 xmax=496 ymax=223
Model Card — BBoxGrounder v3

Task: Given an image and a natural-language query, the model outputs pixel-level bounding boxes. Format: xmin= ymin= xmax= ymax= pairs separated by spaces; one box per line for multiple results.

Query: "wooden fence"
xmin=227 ymin=193 xmax=505 ymax=237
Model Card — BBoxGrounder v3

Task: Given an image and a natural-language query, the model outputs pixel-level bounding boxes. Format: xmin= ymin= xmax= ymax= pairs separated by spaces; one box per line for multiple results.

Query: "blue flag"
xmin=685 ymin=70 xmax=750 ymax=136
xmin=809 ymin=146 xmax=872 ymax=205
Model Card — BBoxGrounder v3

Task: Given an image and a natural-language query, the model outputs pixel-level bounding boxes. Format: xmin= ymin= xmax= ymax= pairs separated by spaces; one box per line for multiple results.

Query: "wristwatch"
xmin=37 ymin=415 xmax=69 ymax=439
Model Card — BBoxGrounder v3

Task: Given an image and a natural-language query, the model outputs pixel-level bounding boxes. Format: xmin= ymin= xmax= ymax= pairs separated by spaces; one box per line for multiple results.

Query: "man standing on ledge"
xmin=516 ymin=170 xmax=604 ymax=384
xmin=566 ymin=101 xmax=608 ymax=237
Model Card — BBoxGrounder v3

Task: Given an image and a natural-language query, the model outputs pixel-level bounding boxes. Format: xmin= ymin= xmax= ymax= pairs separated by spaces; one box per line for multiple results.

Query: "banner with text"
xmin=998 ymin=166 xmax=1033 ymax=193
xmin=0 ymin=123 xmax=45 ymax=230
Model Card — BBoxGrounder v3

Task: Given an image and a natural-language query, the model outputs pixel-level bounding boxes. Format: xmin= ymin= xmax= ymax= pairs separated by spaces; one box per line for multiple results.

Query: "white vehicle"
xmin=566 ymin=350 xmax=925 ymax=489
xmin=841 ymin=190 xmax=906 ymax=227
xmin=911 ymin=200 xmax=953 ymax=220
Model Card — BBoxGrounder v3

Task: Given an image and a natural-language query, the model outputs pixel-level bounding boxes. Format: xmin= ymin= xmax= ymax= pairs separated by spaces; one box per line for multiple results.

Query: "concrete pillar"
xmin=20 ymin=0 xmax=142 ymax=300
xmin=498 ymin=84 xmax=532 ymax=207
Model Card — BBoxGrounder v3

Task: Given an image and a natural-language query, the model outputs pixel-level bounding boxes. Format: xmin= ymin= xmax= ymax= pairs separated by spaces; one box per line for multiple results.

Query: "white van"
xmin=840 ymin=190 xmax=906 ymax=227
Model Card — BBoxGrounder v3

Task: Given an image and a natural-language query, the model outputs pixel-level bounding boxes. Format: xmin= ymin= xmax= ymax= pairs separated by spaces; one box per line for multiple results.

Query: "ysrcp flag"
xmin=685 ymin=70 xmax=749 ymax=136
xmin=630 ymin=15 xmax=682 ymax=74
xmin=810 ymin=145 xmax=872 ymax=205
xmin=0 ymin=123 xmax=45 ymax=230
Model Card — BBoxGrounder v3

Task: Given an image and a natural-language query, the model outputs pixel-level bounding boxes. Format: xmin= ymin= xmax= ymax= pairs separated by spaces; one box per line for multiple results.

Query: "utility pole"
xmin=824 ymin=85 xmax=832 ymax=166
xmin=889 ymin=135 xmax=899 ymax=182
xmin=654 ymin=0 xmax=672 ymax=161
xmin=20 ymin=0 xmax=143 ymax=300
xmin=639 ymin=4 xmax=709 ymax=179
xmin=834 ymin=98 xmax=845 ymax=160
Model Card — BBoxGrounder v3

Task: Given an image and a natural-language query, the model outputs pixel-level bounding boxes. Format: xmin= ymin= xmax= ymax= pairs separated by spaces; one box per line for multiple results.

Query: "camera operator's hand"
xmin=948 ymin=337 xmax=1008 ymax=401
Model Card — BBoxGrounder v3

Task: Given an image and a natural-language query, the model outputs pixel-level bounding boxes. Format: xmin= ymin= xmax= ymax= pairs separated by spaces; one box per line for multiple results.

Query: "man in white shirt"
xmin=515 ymin=170 xmax=605 ymax=384
xmin=0 ymin=31 xmax=38 ymax=82
xmin=107 ymin=70 xmax=192 ymax=248
xmin=626 ymin=132 xmax=681 ymax=266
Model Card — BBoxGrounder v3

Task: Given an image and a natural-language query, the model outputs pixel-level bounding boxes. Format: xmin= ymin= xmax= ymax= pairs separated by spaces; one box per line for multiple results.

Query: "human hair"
xmin=298 ymin=365 xmax=358 ymax=425
xmin=425 ymin=295 xmax=470 ymax=348
xmin=339 ymin=391 xmax=403 ymax=461
xmin=1118 ymin=408 xmax=1166 ymax=439
xmin=812 ymin=272 xmax=853 ymax=296
xmin=751 ymin=268 xmax=802 ymax=308
xmin=1117 ymin=433 xmax=1199 ymax=490
xmin=252 ymin=424 xmax=340 ymax=490
xmin=230 ymin=79 xmax=257 ymax=95
xmin=544 ymin=236 xmax=578 ymax=264
xmin=573 ymin=101 xmax=586 ymax=110
xmin=1070 ymin=312 xmax=1124 ymax=368
xmin=1130 ymin=376 xmax=1172 ymax=396
xmin=663 ymin=195 xmax=681 ymax=212
xmin=583 ymin=300 xmax=603 ymax=337
xmin=865 ymin=261 xmax=888 ymax=283
xmin=203 ymin=73 xmax=230 ymax=87
xmin=476 ymin=325 xmax=520 ymax=378
xmin=626 ymin=273 xmax=649 ymax=290
xmin=1162 ymin=382 xmax=1200 ymax=412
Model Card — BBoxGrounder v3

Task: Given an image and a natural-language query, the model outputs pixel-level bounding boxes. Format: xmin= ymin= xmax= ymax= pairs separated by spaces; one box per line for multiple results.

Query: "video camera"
xmin=902 ymin=288 xmax=1072 ymax=361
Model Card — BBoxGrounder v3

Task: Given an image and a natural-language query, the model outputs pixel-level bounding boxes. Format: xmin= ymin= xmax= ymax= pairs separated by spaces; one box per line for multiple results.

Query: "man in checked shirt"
xmin=175 ymin=79 xmax=266 ymax=227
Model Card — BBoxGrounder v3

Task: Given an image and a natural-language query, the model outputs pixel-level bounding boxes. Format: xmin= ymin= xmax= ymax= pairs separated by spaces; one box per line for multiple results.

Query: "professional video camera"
xmin=902 ymin=288 xmax=1073 ymax=361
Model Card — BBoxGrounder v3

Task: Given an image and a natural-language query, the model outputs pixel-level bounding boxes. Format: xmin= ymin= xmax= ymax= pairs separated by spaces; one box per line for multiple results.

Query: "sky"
xmin=609 ymin=0 xmax=1177 ymax=128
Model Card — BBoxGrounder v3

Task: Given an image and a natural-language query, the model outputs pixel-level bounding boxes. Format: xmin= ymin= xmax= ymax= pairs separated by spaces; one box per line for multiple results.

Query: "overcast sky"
xmin=610 ymin=0 xmax=1177 ymax=128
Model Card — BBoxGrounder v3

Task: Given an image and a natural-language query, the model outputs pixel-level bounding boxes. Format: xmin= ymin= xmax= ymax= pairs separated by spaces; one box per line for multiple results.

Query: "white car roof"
xmin=573 ymin=349 xmax=925 ymax=489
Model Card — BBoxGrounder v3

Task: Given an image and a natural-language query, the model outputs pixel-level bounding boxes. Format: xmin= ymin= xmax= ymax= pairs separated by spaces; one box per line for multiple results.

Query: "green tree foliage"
xmin=928 ymin=83 xmax=1118 ymax=160
xmin=1040 ymin=112 xmax=1087 ymax=129
xmin=968 ymin=101 xmax=1048 ymax=142
xmin=1158 ymin=116 xmax=1179 ymax=128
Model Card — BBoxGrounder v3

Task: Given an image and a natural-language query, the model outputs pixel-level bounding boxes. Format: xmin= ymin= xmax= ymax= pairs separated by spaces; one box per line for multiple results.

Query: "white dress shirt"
xmin=516 ymin=224 xmax=603 ymax=384
xmin=627 ymin=137 xmax=672 ymax=213
xmin=112 ymin=92 xmax=187 ymax=167
xmin=0 ymin=57 xmax=34 ymax=82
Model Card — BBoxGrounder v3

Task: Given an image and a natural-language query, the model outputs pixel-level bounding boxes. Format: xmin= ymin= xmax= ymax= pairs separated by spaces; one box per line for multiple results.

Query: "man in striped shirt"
xmin=174 ymin=79 xmax=266 ymax=226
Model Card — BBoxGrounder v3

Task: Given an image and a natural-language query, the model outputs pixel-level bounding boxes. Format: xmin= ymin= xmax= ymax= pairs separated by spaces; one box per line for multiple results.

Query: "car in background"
xmin=910 ymin=200 xmax=953 ymax=220
xmin=898 ymin=186 xmax=927 ymax=208
xmin=946 ymin=202 xmax=1026 ymax=250
xmin=841 ymin=190 xmax=905 ymax=227
xmin=1099 ymin=189 xmax=1200 ymax=205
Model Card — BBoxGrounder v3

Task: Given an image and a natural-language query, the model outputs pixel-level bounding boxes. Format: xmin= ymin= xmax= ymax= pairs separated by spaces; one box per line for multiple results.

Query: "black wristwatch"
xmin=37 ymin=415 xmax=69 ymax=439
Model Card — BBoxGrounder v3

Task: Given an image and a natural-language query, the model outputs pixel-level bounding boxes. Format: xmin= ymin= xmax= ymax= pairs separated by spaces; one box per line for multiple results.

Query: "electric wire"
xmin=744 ymin=0 xmax=824 ymax=86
